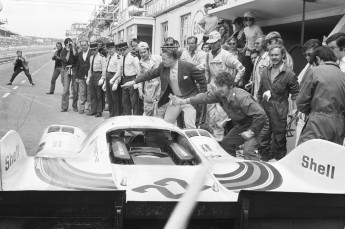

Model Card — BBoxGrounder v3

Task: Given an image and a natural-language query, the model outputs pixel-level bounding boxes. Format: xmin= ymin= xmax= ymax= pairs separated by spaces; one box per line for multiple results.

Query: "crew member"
xmin=177 ymin=71 xmax=268 ymax=161
xmin=257 ymin=44 xmax=299 ymax=161
xmin=46 ymin=42 xmax=63 ymax=94
xmin=297 ymin=46 xmax=345 ymax=145
xmin=7 ymin=50 xmax=34 ymax=86
xmin=86 ymin=43 xmax=106 ymax=117
xmin=121 ymin=48 xmax=207 ymax=128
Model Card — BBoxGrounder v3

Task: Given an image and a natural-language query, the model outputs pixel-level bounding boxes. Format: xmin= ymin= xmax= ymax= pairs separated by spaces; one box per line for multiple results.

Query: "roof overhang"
xmin=112 ymin=16 xmax=155 ymax=34
xmin=209 ymin=0 xmax=345 ymax=27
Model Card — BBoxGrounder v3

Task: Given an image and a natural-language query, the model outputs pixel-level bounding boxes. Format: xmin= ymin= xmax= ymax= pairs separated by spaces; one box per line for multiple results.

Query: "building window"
xmin=161 ymin=22 xmax=168 ymax=46
xmin=181 ymin=14 xmax=191 ymax=50
xmin=119 ymin=30 xmax=124 ymax=42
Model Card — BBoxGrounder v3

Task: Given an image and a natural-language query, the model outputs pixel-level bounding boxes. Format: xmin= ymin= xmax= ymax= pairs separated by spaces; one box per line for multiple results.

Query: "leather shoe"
xmin=73 ymin=108 xmax=78 ymax=112
xmin=30 ymin=82 xmax=35 ymax=86
xmin=46 ymin=92 xmax=54 ymax=94
xmin=87 ymin=112 xmax=96 ymax=116
xmin=6 ymin=82 xmax=12 ymax=85
xmin=61 ymin=109 xmax=67 ymax=112
xmin=95 ymin=113 xmax=102 ymax=117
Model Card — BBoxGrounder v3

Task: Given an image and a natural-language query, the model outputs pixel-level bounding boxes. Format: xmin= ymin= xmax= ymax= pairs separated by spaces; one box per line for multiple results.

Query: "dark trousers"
xmin=10 ymin=68 xmax=33 ymax=83
xmin=88 ymin=72 xmax=103 ymax=114
xmin=106 ymin=72 xmax=121 ymax=117
xmin=261 ymin=100 xmax=289 ymax=160
xmin=242 ymin=56 xmax=253 ymax=89
xmin=48 ymin=67 xmax=63 ymax=93
xmin=121 ymin=76 xmax=140 ymax=115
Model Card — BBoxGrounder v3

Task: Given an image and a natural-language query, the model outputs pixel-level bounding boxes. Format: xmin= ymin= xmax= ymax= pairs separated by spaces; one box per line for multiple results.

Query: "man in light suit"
xmin=121 ymin=49 xmax=207 ymax=128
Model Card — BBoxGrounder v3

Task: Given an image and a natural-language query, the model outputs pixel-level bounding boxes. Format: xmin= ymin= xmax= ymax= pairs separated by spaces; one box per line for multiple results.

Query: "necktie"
xmin=122 ymin=54 xmax=126 ymax=78
xmin=91 ymin=54 xmax=96 ymax=73
xmin=191 ymin=51 xmax=195 ymax=58
xmin=106 ymin=55 xmax=112 ymax=72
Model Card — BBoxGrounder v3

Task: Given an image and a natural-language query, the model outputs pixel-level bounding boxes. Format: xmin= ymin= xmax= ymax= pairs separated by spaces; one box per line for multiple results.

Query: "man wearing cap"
xmin=75 ymin=39 xmax=92 ymax=114
xmin=204 ymin=30 xmax=245 ymax=141
xmin=121 ymin=48 xmax=207 ymax=128
xmin=103 ymin=42 xmax=122 ymax=117
xmin=137 ymin=41 xmax=165 ymax=117
xmin=60 ymin=37 xmax=78 ymax=112
xmin=86 ymin=43 xmax=107 ymax=117
xmin=110 ymin=42 xmax=141 ymax=115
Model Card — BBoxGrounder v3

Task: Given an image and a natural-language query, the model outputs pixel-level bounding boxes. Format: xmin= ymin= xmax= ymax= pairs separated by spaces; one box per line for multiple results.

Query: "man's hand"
xmin=86 ymin=78 xmax=90 ymax=85
xmin=263 ymin=90 xmax=271 ymax=102
xmin=102 ymin=82 xmax=106 ymax=91
xmin=245 ymin=81 xmax=252 ymax=90
xmin=98 ymin=78 xmax=104 ymax=86
xmin=138 ymin=90 xmax=144 ymax=100
xmin=112 ymin=82 xmax=118 ymax=91
xmin=121 ymin=80 xmax=135 ymax=88
xmin=109 ymin=77 xmax=116 ymax=85
xmin=239 ymin=130 xmax=255 ymax=141
xmin=168 ymin=94 xmax=183 ymax=106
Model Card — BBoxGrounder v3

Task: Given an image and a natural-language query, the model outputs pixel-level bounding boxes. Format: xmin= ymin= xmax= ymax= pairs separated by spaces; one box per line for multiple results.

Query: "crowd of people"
xmin=10 ymin=1 xmax=345 ymax=162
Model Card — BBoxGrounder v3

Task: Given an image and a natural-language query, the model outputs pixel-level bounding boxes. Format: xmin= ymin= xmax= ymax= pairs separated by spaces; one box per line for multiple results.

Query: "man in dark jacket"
xmin=7 ymin=50 xmax=34 ymax=86
xmin=47 ymin=42 xmax=63 ymax=94
xmin=75 ymin=40 xmax=92 ymax=114
xmin=121 ymin=48 xmax=207 ymax=128
xmin=257 ymin=44 xmax=299 ymax=161
xmin=297 ymin=46 xmax=345 ymax=145
xmin=178 ymin=71 xmax=268 ymax=161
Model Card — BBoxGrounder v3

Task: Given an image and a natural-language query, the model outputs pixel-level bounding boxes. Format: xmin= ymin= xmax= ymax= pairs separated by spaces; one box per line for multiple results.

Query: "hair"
xmin=302 ymin=39 xmax=322 ymax=53
xmin=325 ymin=32 xmax=345 ymax=45
xmin=64 ymin=38 xmax=72 ymax=45
xmin=187 ymin=36 xmax=198 ymax=44
xmin=95 ymin=39 xmax=104 ymax=45
xmin=268 ymin=44 xmax=286 ymax=57
xmin=165 ymin=37 xmax=175 ymax=44
xmin=202 ymin=43 xmax=210 ymax=49
xmin=162 ymin=48 xmax=179 ymax=60
xmin=336 ymin=35 xmax=345 ymax=51
xmin=16 ymin=50 xmax=22 ymax=54
xmin=233 ymin=17 xmax=243 ymax=26
xmin=79 ymin=39 xmax=89 ymax=45
xmin=204 ymin=3 xmax=215 ymax=9
xmin=228 ymin=37 xmax=238 ymax=44
xmin=309 ymin=46 xmax=337 ymax=65
xmin=174 ymin=40 xmax=180 ymax=47
xmin=218 ymin=24 xmax=227 ymax=33
xmin=250 ymin=50 xmax=259 ymax=56
xmin=131 ymin=38 xmax=140 ymax=45
xmin=215 ymin=72 xmax=235 ymax=87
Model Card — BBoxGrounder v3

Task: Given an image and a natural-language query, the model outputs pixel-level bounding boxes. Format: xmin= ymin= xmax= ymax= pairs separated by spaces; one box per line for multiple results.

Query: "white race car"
xmin=1 ymin=116 xmax=344 ymax=203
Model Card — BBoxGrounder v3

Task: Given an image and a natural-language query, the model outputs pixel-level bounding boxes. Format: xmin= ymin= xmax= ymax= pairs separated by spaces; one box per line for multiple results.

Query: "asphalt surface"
xmin=0 ymin=53 xmax=103 ymax=156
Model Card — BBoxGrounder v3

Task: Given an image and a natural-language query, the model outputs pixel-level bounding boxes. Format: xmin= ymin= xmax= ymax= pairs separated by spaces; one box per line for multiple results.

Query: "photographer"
xmin=7 ymin=50 xmax=34 ymax=86
xmin=60 ymin=38 xmax=78 ymax=112
xmin=46 ymin=42 xmax=63 ymax=94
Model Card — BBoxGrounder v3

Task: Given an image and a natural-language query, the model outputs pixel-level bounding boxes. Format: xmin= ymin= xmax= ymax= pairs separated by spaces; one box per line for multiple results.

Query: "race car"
xmin=0 ymin=116 xmax=344 ymax=203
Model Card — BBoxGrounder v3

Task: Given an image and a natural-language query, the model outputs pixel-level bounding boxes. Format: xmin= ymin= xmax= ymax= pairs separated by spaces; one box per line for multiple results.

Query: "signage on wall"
xmin=146 ymin=0 xmax=190 ymax=16
xmin=192 ymin=8 xmax=205 ymax=48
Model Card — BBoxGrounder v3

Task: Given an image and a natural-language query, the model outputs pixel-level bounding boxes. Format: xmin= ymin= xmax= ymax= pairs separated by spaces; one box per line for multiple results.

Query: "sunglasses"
xmin=229 ymin=42 xmax=236 ymax=45
xmin=244 ymin=17 xmax=254 ymax=21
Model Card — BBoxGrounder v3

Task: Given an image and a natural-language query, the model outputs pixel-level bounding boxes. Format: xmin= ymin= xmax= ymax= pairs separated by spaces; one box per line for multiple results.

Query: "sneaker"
xmin=6 ymin=82 xmax=12 ymax=85
xmin=61 ymin=109 xmax=67 ymax=112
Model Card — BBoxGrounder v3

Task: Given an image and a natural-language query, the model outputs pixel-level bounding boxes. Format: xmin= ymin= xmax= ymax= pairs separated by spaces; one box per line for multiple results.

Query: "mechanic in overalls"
xmin=257 ymin=44 xmax=299 ymax=161
xmin=204 ymin=31 xmax=245 ymax=141
xmin=177 ymin=71 xmax=268 ymax=161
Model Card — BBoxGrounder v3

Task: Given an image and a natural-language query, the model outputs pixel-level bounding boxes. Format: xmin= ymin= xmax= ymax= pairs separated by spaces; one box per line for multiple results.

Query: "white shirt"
xmin=88 ymin=52 xmax=107 ymax=79
xmin=340 ymin=56 xmax=345 ymax=73
xmin=82 ymin=49 xmax=89 ymax=61
xmin=180 ymin=49 xmax=206 ymax=71
xmin=169 ymin=61 xmax=182 ymax=96
xmin=106 ymin=53 xmax=120 ymax=73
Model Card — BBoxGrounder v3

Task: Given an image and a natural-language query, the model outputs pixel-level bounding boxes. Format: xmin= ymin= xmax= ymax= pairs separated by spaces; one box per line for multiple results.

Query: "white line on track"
xmin=13 ymin=86 xmax=18 ymax=90
xmin=2 ymin=93 xmax=10 ymax=98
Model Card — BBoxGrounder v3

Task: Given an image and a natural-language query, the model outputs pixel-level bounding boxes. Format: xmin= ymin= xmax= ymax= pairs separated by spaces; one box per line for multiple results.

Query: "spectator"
xmin=86 ymin=43 xmax=107 ymax=117
xmin=46 ymin=42 xmax=63 ymax=94
xmin=250 ymin=51 xmax=259 ymax=64
xmin=104 ymin=42 xmax=122 ymax=117
xmin=60 ymin=38 xmax=78 ymax=112
xmin=243 ymin=11 xmax=263 ymax=89
xmin=257 ymin=44 xmax=299 ymax=161
xmin=229 ymin=17 xmax=246 ymax=52
xmin=218 ymin=24 xmax=229 ymax=46
xmin=214 ymin=0 xmax=225 ymax=7
xmin=180 ymin=36 xmax=206 ymax=71
xmin=164 ymin=37 xmax=175 ymax=46
xmin=295 ymin=39 xmax=321 ymax=146
xmin=228 ymin=37 xmax=245 ymax=68
xmin=325 ymin=32 xmax=345 ymax=72
xmin=265 ymin=31 xmax=294 ymax=69
xmin=197 ymin=3 xmax=219 ymax=43
xmin=202 ymin=43 xmax=210 ymax=52
xmin=137 ymin=42 xmax=165 ymax=117
xmin=335 ymin=34 xmax=345 ymax=72
xmin=297 ymin=46 xmax=345 ymax=145
xmin=178 ymin=71 xmax=268 ymax=161
xmin=121 ymin=49 xmax=207 ymax=129
xmin=7 ymin=50 xmax=34 ymax=86
xmin=130 ymin=38 xmax=141 ymax=59
xmin=75 ymin=39 xmax=92 ymax=114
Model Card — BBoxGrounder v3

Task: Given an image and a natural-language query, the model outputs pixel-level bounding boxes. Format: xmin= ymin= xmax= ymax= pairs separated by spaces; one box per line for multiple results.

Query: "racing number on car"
xmin=132 ymin=178 xmax=211 ymax=199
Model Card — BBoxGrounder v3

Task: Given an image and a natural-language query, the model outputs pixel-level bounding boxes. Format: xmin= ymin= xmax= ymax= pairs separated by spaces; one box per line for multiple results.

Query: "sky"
xmin=0 ymin=0 xmax=109 ymax=39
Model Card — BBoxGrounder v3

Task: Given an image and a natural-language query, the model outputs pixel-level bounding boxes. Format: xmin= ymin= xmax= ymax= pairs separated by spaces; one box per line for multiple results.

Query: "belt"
xmin=124 ymin=75 xmax=136 ymax=78
xmin=107 ymin=71 xmax=116 ymax=74
xmin=92 ymin=71 xmax=102 ymax=73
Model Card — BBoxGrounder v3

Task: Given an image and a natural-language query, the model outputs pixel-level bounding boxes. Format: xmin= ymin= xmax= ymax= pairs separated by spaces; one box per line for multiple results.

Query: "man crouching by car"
xmin=176 ymin=71 xmax=268 ymax=161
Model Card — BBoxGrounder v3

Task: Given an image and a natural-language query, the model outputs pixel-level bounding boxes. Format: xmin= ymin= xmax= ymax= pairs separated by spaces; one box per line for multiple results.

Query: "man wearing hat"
xmin=86 ymin=43 xmax=107 ymax=117
xmin=204 ymin=30 xmax=245 ymax=141
xmin=110 ymin=41 xmax=141 ymax=115
xmin=75 ymin=39 xmax=92 ymax=114
xmin=137 ymin=41 xmax=165 ymax=117
xmin=103 ymin=42 xmax=122 ymax=117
